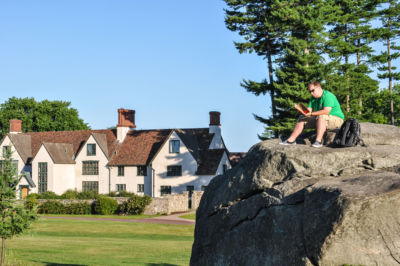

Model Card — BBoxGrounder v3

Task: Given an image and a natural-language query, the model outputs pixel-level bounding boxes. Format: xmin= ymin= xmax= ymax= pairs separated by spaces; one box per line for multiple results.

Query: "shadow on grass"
xmin=145 ymin=263 xmax=178 ymax=266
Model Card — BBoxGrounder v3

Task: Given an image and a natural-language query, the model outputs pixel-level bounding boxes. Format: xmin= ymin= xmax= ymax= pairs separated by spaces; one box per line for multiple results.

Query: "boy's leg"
xmin=287 ymin=121 xmax=306 ymax=142
xmin=315 ymin=116 xmax=327 ymax=142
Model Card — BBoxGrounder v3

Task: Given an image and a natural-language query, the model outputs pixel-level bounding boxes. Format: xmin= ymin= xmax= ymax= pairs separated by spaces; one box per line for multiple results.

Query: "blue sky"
xmin=0 ymin=0 xmax=269 ymax=152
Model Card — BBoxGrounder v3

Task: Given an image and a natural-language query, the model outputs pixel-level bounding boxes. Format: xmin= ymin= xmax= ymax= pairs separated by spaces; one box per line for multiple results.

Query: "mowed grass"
xmin=5 ymin=217 xmax=194 ymax=266
xmin=179 ymin=213 xmax=196 ymax=220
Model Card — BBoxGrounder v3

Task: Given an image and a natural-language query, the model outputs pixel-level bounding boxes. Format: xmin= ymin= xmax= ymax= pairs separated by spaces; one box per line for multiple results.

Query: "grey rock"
xmin=191 ymin=123 xmax=400 ymax=266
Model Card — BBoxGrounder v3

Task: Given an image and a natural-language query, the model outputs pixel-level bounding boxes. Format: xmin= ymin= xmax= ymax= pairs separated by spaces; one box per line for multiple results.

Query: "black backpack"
xmin=333 ymin=118 xmax=366 ymax=147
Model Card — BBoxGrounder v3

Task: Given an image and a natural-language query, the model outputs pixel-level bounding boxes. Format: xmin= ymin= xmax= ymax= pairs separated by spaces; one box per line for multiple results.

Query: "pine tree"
xmin=371 ymin=0 xmax=400 ymax=124
xmin=0 ymin=146 xmax=37 ymax=266
xmin=224 ymin=0 xmax=285 ymax=137
xmin=267 ymin=0 xmax=336 ymax=136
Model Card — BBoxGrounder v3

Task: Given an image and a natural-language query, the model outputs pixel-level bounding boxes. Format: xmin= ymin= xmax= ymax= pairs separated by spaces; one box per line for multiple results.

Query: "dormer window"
xmin=169 ymin=140 xmax=180 ymax=153
xmin=87 ymin=144 xmax=96 ymax=156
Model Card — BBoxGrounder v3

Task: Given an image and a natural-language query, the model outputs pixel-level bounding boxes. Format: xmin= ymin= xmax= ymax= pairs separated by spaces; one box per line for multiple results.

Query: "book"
xmin=294 ymin=103 xmax=310 ymax=115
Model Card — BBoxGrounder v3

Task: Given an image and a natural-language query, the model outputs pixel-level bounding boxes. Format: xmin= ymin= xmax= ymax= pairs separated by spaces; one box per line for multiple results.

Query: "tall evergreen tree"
xmin=0 ymin=147 xmax=37 ymax=266
xmin=267 ymin=0 xmax=336 ymax=137
xmin=224 ymin=0 xmax=285 ymax=137
xmin=371 ymin=0 xmax=400 ymax=124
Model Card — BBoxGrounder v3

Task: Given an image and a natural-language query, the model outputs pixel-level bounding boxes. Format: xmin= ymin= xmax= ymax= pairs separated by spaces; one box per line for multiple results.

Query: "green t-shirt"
xmin=308 ymin=90 xmax=344 ymax=120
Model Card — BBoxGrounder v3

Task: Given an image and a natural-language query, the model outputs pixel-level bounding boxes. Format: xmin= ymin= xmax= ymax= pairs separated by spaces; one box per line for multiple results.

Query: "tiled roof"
xmin=195 ymin=149 xmax=225 ymax=175
xmin=108 ymin=129 xmax=173 ymax=166
xmin=176 ymin=128 xmax=214 ymax=162
xmin=13 ymin=129 xmax=117 ymax=162
xmin=8 ymin=134 xmax=32 ymax=164
xmin=229 ymin=152 xmax=247 ymax=167
xmin=42 ymin=143 xmax=75 ymax=164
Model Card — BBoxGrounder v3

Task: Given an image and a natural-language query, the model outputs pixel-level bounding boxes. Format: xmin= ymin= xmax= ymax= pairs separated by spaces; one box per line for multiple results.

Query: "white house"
xmin=0 ymin=109 xmax=234 ymax=198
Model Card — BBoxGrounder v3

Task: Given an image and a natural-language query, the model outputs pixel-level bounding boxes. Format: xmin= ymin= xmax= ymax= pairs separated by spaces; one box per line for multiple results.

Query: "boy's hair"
xmin=309 ymin=81 xmax=322 ymax=88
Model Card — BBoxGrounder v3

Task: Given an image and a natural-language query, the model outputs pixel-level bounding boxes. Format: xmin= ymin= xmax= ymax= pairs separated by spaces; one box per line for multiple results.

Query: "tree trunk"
xmin=345 ymin=25 xmax=350 ymax=113
xmin=387 ymin=18 xmax=394 ymax=125
xmin=266 ymin=35 xmax=276 ymax=119
xmin=1 ymin=238 xmax=5 ymax=266
xmin=357 ymin=31 xmax=362 ymax=115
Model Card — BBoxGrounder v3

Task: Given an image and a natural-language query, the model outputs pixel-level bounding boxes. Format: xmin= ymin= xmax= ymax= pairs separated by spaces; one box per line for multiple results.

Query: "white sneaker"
xmin=312 ymin=141 xmax=323 ymax=148
xmin=279 ymin=140 xmax=296 ymax=145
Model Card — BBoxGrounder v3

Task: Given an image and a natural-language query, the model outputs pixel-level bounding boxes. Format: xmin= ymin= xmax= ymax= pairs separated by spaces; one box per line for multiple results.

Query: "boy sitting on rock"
xmin=280 ymin=82 xmax=344 ymax=148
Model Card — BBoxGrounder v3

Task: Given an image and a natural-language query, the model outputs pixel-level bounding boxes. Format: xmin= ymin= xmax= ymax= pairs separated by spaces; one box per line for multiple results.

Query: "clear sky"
xmin=0 ymin=0 xmax=270 ymax=152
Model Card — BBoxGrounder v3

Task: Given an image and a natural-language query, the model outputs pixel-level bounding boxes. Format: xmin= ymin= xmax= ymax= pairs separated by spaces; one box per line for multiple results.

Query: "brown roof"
xmin=195 ymin=149 xmax=225 ymax=175
xmin=11 ymin=129 xmax=117 ymax=163
xmin=176 ymin=128 xmax=214 ymax=162
xmin=42 ymin=143 xmax=75 ymax=164
xmin=8 ymin=134 xmax=32 ymax=164
xmin=108 ymin=129 xmax=173 ymax=166
xmin=229 ymin=152 xmax=247 ymax=167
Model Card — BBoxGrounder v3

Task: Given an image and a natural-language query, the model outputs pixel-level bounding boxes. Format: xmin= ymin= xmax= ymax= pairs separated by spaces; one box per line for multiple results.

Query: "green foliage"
xmin=38 ymin=201 xmax=65 ymax=214
xmin=24 ymin=197 xmax=38 ymax=211
xmin=75 ymin=190 xmax=98 ymax=200
xmin=0 ymin=145 xmax=37 ymax=264
xmin=64 ymin=202 xmax=92 ymax=215
xmin=119 ymin=195 xmax=152 ymax=215
xmin=0 ymin=97 xmax=89 ymax=137
xmin=36 ymin=191 xmax=60 ymax=199
xmin=93 ymin=196 xmax=118 ymax=215
xmin=117 ymin=191 xmax=136 ymax=197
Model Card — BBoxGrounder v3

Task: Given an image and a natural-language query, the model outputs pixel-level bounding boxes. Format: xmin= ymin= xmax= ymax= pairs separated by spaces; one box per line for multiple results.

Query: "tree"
xmin=371 ymin=0 xmax=400 ymax=124
xmin=0 ymin=97 xmax=89 ymax=137
xmin=0 ymin=146 xmax=37 ymax=266
xmin=224 ymin=0 xmax=285 ymax=137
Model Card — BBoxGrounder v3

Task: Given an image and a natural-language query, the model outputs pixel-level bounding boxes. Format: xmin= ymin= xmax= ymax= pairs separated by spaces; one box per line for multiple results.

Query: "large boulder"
xmin=191 ymin=123 xmax=400 ymax=266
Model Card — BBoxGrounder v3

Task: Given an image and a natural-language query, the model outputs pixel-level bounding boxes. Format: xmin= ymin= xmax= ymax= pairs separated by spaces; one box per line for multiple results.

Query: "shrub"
xmin=117 ymin=191 xmax=135 ymax=197
xmin=61 ymin=189 xmax=79 ymax=199
xmin=108 ymin=191 xmax=117 ymax=197
xmin=76 ymin=190 xmax=98 ymax=199
xmin=26 ymin=193 xmax=39 ymax=200
xmin=64 ymin=202 xmax=92 ymax=215
xmin=24 ymin=197 xmax=38 ymax=211
xmin=37 ymin=191 xmax=61 ymax=199
xmin=38 ymin=200 xmax=65 ymax=214
xmin=94 ymin=196 xmax=118 ymax=215
xmin=119 ymin=195 xmax=152 ymax=215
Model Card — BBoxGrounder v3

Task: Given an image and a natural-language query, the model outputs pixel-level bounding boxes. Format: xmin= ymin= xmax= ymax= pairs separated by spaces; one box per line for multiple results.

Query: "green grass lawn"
xmin=5 ymin=217 xmax=194 ymax=266
xmin=179 ymin=213 xmax=196 ymax=220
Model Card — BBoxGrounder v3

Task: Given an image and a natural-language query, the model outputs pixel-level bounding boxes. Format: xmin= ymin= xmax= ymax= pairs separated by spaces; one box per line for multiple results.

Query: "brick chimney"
xmin=117 ymin=109 xmax=136 ymax=142
xmin=9 ymin=119 xmax=22 ymax=134
xmin=209 ymin=111 xmax=224 ymax=149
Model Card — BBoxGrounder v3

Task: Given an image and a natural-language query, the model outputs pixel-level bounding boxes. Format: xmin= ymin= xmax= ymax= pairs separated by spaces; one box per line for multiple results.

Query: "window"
xmin=118 ymin=166 xmax=124 ymax=176
xmin=38 ymin=162 xmax=47 ymax=193
xmin=2 ymin=146 xmax=10 ymax=157
xmin=137 ymin=165 xmax=147 ymax=176
xmin=169 ymin=140 xmax=180 ymax=153
xmin=82 ymin=181 xmax=99 ymax=192
xmin=137 ymin=184 xmax=144 ymax=193
xmin=82 ymin=161 xmax=99 ymax=175
xmin=223 ymin=164 xmax=228 ymax=174
xmin=160 ymin=186 xmax=171 ymax=196
xmin=116 ymin=184 xmax=126 ymax=192
xmin=167 ymin=165 xmax=182 ymax=176
xmin=87 ymin=144 xmax=96 ymax=156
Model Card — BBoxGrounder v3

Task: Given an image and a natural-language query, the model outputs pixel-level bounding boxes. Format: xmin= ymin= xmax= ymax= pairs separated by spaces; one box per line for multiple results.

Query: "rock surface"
xmin=191 ymin=123 xmax=400 ymax=266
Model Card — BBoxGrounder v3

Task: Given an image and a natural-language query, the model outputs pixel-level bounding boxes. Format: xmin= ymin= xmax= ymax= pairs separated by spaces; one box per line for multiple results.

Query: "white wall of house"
xmin=215 ymin=152 xmax=231 ymax=176
xmin=109 ymin=166 xmax=146 ymax=195
xmin=151 ymin=131 xmax=202 ymax=197
xmin=31 ymin=145 xmax=54 ymax=194
xmin=75 ymin=135 xmax=110 ymax=194
xmin=53 ymin=164 xmax=75 ymax=195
